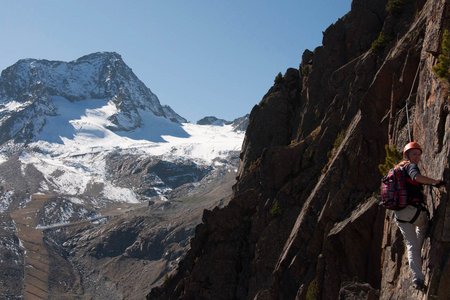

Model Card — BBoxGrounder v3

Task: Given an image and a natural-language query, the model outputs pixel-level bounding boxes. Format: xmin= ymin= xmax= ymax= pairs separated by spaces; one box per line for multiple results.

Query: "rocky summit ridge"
xmin=149 ymin=0 xmax=450 ymax=299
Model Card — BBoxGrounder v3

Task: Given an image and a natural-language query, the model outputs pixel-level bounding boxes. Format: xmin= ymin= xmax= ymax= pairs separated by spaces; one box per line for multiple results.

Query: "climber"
xmin=394 ymin=141 xmax=444 ymax=290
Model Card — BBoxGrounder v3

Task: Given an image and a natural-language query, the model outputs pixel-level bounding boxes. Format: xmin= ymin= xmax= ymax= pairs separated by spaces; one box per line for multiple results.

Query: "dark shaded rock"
xmin=149 ymin=0 xmax=450 ymax=299
xmin=338 ymin=281 xmax=379 ymax=300
xmin=0 ymin=214 xmax=24 ymax=298
xmin=197 ymin=116 xmax=229 ymax=126
xmin=237 ymin=68 xmax=301 ymax=181
xmin=105 ymin=153 xmax=212 ymax=198
xmin=91 ymin=221 xmax=142 ymax=258
xmin=231 ymin=114 xmax=250 ymax=132
xmin=196 ymin=115 xmax=249 ymax=132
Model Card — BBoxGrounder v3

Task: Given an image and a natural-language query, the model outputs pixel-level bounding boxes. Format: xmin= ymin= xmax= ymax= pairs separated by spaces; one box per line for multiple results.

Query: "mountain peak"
xmin=0 ymin=52 xmax=187 ymax=145
xmin=197 ymin=116 xmax=229 ymax=126
xmin=196 ymin=115 xmax=249 ymax=132
xmin=76 ymin=51 xmax=122 ymax=61
xmin=9 ymin=52 xmax=124 ymax=72
xmin=73 ymin=51 xmax=124 ymax=66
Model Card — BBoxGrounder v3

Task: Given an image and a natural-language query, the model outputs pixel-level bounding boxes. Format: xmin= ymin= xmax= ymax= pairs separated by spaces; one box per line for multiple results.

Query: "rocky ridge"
xmin=197 ymin=114 xmax=250 ymax=132
xmin=149 ymin=0 xmax=450 ymax=299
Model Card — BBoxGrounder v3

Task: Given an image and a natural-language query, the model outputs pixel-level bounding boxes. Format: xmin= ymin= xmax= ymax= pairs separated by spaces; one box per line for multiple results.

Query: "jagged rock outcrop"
xmin=231 ymin=114 xmax=250 ymax=132
xmin=197 ymin=116 xmax=229 ymax=126
xmin=196 ymin=115 xmax=250 ymax=132
xmin=149 ymin=0 xmax=449 ymax=299
xmin=105 ymin=153 xmax=212 ymax=197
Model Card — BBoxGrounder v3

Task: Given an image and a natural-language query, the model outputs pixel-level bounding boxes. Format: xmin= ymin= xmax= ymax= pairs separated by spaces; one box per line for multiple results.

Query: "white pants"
xmin=394 ymin=206 xmax=428 ymax=281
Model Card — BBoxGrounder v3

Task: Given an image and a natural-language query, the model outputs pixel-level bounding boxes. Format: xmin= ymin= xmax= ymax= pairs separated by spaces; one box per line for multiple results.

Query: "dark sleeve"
xmin=405 ymin=163 xmax=420 ymax=180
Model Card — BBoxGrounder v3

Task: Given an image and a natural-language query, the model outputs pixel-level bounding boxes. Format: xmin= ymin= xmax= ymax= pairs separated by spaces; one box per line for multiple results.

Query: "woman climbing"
xmin=394 ymin=141 xmax=444 ymax=290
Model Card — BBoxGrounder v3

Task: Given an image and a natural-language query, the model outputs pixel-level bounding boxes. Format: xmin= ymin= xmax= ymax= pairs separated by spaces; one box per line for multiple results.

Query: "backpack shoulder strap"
xmin=397 ymin=162 xmax=410 ymax=176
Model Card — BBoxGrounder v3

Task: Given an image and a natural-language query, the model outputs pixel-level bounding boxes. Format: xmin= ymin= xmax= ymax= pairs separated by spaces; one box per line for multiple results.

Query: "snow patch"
xmin=0 ymin=100 xmax=32 ymax=112
xmin=68 ymin=197 xmax=83 ymax=205
xmin=37 ymin=199 xmax=99 ymax=228
xmin=0 ymin=190 xmax=14 ymax=213
xmin=39 ymin=181 xmax=49 ymax=192
xmin=101 ymin=183 xmax=139 ymax=203
xmin=34 ymin=97 xmax=110 ymax=143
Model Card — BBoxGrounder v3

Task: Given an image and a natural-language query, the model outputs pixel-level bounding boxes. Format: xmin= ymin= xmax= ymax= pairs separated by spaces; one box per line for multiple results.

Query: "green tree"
xmin=433 ymin=29 xmax=450 ymax=81
xmin=270 ymin=200 xmax=282 ymax=217
xmin=378 ymin=144 xmax=403 ymax=175
xmin=306 ymin=279 xmax=319 ymax=300
xmin=386 ymin=0 xmax=412 ymax=14
xmin=274 ymin=72 xmax=283 ymax=84
xmin=371 ymin=32 xmax=393 ymax=53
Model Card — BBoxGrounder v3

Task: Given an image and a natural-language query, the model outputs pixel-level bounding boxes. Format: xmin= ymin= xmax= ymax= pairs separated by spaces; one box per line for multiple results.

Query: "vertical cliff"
xmin=149 ymin=0 xmax=450 ymax=299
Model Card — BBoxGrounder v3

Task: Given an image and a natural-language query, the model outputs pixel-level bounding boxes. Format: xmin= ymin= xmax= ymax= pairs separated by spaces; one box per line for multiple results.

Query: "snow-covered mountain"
xmin=0 ymin=52 xmax=187 ymax=145
xmin=0 ymin=52 xmax=250 ymax=299
xmin=0 ymin=52 xmax=244 ymax=206
xmin=0 ymin=52 xmax=246 ymax=299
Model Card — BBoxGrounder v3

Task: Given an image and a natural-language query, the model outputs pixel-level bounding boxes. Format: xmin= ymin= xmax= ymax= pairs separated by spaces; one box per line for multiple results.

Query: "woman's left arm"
xmin=415 ymin=174 xmax=441 ymax=185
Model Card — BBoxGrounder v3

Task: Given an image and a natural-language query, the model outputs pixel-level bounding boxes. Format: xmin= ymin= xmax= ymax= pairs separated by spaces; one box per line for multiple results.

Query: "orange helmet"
xmin=403 ymin=141 xmax=422 ymax=157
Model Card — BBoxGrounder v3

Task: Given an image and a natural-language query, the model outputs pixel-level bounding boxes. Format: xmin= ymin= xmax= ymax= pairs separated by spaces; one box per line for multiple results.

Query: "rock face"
xmin=149 ymin=0 xmax=450 ymax=299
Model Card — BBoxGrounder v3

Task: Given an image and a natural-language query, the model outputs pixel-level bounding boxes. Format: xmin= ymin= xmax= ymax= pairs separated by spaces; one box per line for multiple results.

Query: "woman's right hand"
xmin=434 ymin=180 xmax=446 ymax=187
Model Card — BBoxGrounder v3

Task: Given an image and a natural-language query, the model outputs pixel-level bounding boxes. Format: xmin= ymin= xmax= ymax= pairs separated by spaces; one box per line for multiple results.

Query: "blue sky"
xmin=0 ymin=0 xmax=352 ymax=122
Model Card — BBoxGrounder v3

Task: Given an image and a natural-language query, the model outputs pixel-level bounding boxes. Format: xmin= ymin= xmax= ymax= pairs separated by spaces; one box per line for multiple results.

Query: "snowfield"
xmin=23 ymin=96 xmax=243 ymax=164
xmin=0 ymin=53 xmax=245 ymax=205
xmin=15 ymin=97 xmax=244 ymax=203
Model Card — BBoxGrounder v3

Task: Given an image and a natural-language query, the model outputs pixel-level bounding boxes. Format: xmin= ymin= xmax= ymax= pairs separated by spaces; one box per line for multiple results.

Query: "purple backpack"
xmin=380 ymin=164 xmax=409 ymax=210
